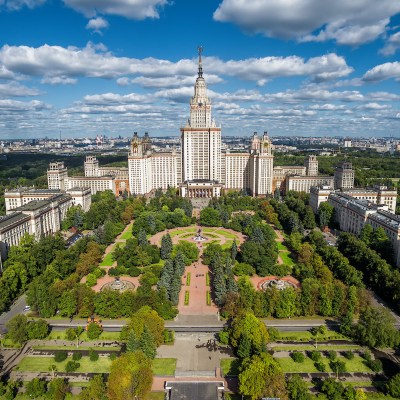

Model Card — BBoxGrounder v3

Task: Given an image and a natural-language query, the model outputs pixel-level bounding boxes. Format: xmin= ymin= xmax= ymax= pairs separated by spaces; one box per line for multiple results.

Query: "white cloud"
xmin=0 ymin=99 xmax=49 ymax=112
xmin=208 ymin=53 xmax=353 ymax=82
xmin=0 ymin=81 xmax=40 ymax=97
xmin=213 ymin=0 xmax=400 ymax=46
xmin=41 ymin=76 xmax=77 ymax=85
xmin=1 ymin=0 xmax=45 ymax=11
xmin=86 ymin=17 xmax=109 ymax=34
xmin=380 ymin=32 xmax=400 ymax=56
xmin=359 ymin=102 xmax=389 ymax=110
xmin=362 ymin=62 xmax=400 ymax=82
xmin=0 ymin=44 xmax=353 ymax=84
xmin=82 ymin=92 xmax=150 ymax=105
xmin=63 ymin=0 xmax=168 ymax=19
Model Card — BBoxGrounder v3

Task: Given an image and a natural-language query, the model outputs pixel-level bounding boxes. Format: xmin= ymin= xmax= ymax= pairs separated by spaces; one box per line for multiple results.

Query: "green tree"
xmin=239 ymin=353 xmax=288 ymax=400
xmin=200 ymin=207 xmax=222 ymax=226
xmin=356 ymin=306 xmax=400 ymax=348
xmin=139 ymin=325 xmax=157 ymax=359
xmin=28 ymin=319 xmax=49 ymax=339
xmin=58 ymin=291 xmax=77 ymax=317
xmin=230 ymin=311 xmax=269 ymax=357
xmin=310 ymin=325 xmax=327 ymax=349
xmin=387 ymin=373 xmax=400 ymax=398
xmin=126 ymin=329 xmax=140 ymax=353
xmin=86 ymin=322 xmax=103 ymax=340
xmin=318 ymin=202 xmax=334 ymax=228
xmin=137 ymin=228 xmax=148 ymax=247
xmin=47 ymin=378 xmax=70 ymax=400
xmin=107 ymin=351 xmax=152 ymax=400
xmin=25 ymin=378 xmax=46 ymax=398
xmin=6 ymin=314 xmax=28 ymax=344
xmin=160 ymin=233 xmax=173 ymax=259
xmin=79 ymin=374 xmax=107 ymax=400
xmin=286 ymin=374 xmax=312 ymax=400
xmin=172 ymin=241 xmax=199 ymax=265
xmin=231 ymin=240 xmax=238 ymax=261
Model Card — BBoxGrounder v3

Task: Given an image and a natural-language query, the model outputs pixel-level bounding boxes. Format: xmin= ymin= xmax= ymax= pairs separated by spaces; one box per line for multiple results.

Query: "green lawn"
xmin=147 ymin=393 xmax=165 ymax=400
xmin=152 ymin=358 xmax=176 ymax=375
xmin=277 ymin=355 xmax=372 ymax=373
xmin=271 ymin=344 xmax=362 ymax=351
xmin=279 ymin=251 xmax=295 ymax=266
xmin=99 ymin=251 xmax=115 ymax=266
xmin=119 ymin=230 xmax=133 ymax=240
xmin=17 ymin=355 xmax=111 ymax=373
xmin=32 ymin=345 xmax=121 ymax=351
xmin=276 ymin=330 xmax=348 ymax=341
xmin=277 ymin=242 xmax=289 ymax=251
xmin=221 ymin=358 xmax=241 ymax=376
xmin=47 ymin=330 xmax=122 ymax=342
xmin=215 ymin=230 xmax=238 ymax=239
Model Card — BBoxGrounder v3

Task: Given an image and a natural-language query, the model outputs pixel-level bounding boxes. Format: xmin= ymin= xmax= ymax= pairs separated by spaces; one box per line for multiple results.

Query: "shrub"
xmin=108 ymin=267 xmax=119 ymax=276
xmin=72 ymin=352 xmax=82 ymax=361
xmin=315 ymin=361 xmax=326 ymax=372
xmin=232 ymin=262 xmax=255 ymax=276
xmin=362 ymin=349 xmax=372 ymax=362
xmin=206 ymin=291 xmax=211 ymax=305
xmin=128 ymin=266 xmax=141 ymax=277
xmin=89 ymin=348 xmax=99 ymax=361
xmin=186 ymin=273 xmax=191 ymax=286
xmin=267 ymin=327 xmax=280 ymax=342
xmin=206 ymin=273 xmax=210 ymax=286
xmin=93 ymin=268 xmax=105 ymax=278
xmin=218 ymin=330 xmax=229 ymax=345
xmin=343 ymin=350 xmax=354 ymax=360
xmin=309 ymin=350 xmax=321 ymax=362
xmin=65 ymin=360 xmax=80 ymax=372
xmin=367 ymin=359 xmax=383 ymax=372
xmin=54 ymin=351 xmax=68 ymax=363
xmin=109 ymin=353 xmax=117 ymax=361
xmin=327 ymin=350 xmax=337 ymax=361
xmin=65 ymin=328 xmax=76 ymax=341
xmin=184 ymin=291 xmax=189 ymax=305
xmin=291 ymin=351 xmax=305 ymax=363
xmin=86 ymin=273 xmax=97 ymax=287
xmin=330 ymin=360 xmax=346 ymax=374
xmin=163 ymin=330 xmax=174 ymax=344
xmin=86 ymin=323 xmax=103 ymax=340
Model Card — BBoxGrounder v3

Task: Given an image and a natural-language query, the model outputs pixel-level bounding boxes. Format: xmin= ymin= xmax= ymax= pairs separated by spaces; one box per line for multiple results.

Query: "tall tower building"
xmin=47 ymin=162 xmax=68 ymax=190
xmin=249 ymin=132 xmax=274 ymax=195
xmin=334 ymin=161 xmax=355 ymax=189
xmin=84 ymin=156 xmax=99 ymax=177
xmin=305 ymin=155 xmax=318 ymax=176
xmin=180 ymin=47 xmax=221 ymax=185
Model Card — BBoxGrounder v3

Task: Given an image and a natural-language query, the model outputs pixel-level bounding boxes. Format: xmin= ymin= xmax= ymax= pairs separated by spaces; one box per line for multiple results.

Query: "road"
xmin=0 ymin=294 xmax=27 ymax=333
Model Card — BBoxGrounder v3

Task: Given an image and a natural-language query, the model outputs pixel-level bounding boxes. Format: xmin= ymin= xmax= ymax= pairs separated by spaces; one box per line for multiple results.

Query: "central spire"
xmin=198 ymin=45 xmax=203 ymax=78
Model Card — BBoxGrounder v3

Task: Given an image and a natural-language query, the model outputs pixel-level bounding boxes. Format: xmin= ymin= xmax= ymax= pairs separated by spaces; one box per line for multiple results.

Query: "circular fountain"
xmin=101 ymin=277 xmax=135 ymax=292
xmin=259 ymin=277 xmax=297 ymax=291
xmin=193 ymin=228 xmax=208 ymax=242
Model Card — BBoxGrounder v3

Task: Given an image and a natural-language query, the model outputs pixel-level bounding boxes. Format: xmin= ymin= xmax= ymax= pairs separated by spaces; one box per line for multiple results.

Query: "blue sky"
xmin=0 ymin=0 xmax=399 ymax=139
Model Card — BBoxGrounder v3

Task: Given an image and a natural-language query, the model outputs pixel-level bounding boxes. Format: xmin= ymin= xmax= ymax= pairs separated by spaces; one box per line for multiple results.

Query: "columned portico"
xmin=179 ymin=180 xmax=222 ymax=198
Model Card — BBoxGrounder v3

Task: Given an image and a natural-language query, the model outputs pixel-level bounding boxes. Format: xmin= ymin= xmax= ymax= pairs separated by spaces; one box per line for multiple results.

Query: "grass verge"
xmin=186 ymin=272 xmax=191 ymax=286
xmin=206 ymin=291 xmax=211 ymax=305
xmin=152 ymin=358 xmax=176 ymax=375
xmin=221 ymin=358 xmax=241 ymax=376
xmin=184 ymin=291 xmax=189 ymax=306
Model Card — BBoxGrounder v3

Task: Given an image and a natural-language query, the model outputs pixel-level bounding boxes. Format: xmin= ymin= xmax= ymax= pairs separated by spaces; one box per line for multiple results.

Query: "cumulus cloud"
xmin=63 ymin=0 xmax=168 ymax=19
xmin=0 ymin=81 xmax=40 ymax=97
xmin=213 ymin=0 xmax=400 ymax=46
xmin=362 ymin=62 xmax=400 ymax=82
xmin=41 ymin=76 xmax=77 ymax=85
xmin=0 ymin=43 xmax=353 ymax=84
xmin=86 ymin=17 xmax=109 ymax=34
xmin=380 ymin=32 xmax=400 ymax=56
xmin=1 ymin=0 xmax=45 ymax=11
xmin=0 ymin=99 xmax=49 ymax=112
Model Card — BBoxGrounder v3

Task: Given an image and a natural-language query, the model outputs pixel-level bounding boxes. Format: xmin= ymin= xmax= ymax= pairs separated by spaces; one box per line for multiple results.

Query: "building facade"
xmin=327 ymin=192 xmax=400 ymax=266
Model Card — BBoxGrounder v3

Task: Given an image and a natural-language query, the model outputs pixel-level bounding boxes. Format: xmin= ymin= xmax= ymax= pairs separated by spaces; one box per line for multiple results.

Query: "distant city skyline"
xmin=0 ymin=0 xmax=400 ymax=139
